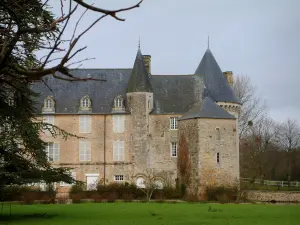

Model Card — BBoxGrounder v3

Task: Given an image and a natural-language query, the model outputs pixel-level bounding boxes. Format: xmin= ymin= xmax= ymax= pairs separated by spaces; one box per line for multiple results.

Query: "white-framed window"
xmin=113 ymin=115 xmax=125 ymax=133
xmin=170 ymin=117 xmax=178 ymax=130
xmin=60 ymin=171 xmax=77 ymax=187
xmin=45 ymin=142 xmax=59 ymax=162
xmin=136 ymin=177 xmax=145 ymax=188
xmin=45 ymin=99 xmax=53 ymax=109
xmin=171 ymin=142 xmax=178 ymax=157
xmin=43 ymin=96 xmax=55 ymax=113
xmin=114 ymin=97 xmax=123 ymax=108
xmin=216 ymin=127 xmax=220 ymax=140
xmin=154 ymin=180 xmax=164 ymax=190
xmin=79 ymin=141 xmax=91 ymax=161
xmin=217 ymin=152 xmax=220 ymax=164
xmin=86 ymin=173 xmax=99 ymax=191
xmin=114 ymin=175 xmax=124 ymax=182
xmin=80 ymin=96 xmax=91 ymax=108
xmin=113 ymin=141 xmax=124 ymax=161
xmin=79 ymin=115 xmax=91 ymax=133
xmin=43 ymin=115 xmax=55 ymax=135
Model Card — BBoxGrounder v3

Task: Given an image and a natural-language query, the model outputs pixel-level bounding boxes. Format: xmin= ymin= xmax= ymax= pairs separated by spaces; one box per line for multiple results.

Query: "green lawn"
xmin=0 ymin=202 xmax=299 ymax=225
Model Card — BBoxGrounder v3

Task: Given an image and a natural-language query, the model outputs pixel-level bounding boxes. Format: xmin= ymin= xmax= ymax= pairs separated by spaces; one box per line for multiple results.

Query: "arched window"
xmin=43 ymin=96 xmax=55 ymax=112
xmin=80 ymin=96 xmax=91 ymax=109
xmin=136 ymin=177 xmax=145 ymax=188
xmin=45 ymin=99 xmax=53 ymax=109
xmin=114 ymin=96 xmax=123 ymax=108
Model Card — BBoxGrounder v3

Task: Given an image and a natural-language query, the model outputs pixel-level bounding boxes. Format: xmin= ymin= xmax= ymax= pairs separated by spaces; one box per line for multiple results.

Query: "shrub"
xmin=206 ymin=186 xmax=238 ymax=203
xmin=70 ymin=192 xmax=85 ymax=204
xmin=122 ymin=192 xmax=133 ymax=202
xmin=107 ymin=192 xmax=117 ymax=203
xmin=56 ymin=196 xmax=69 ymax=204
xmin=70 ymin=183 xmax=85 ymax=193
xmin=154 ymin=191 xmax=165 ymax=203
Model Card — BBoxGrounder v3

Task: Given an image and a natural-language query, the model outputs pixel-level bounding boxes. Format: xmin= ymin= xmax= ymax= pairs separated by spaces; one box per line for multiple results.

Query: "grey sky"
xmin=52 ymin=0 xmax=300 ymax=123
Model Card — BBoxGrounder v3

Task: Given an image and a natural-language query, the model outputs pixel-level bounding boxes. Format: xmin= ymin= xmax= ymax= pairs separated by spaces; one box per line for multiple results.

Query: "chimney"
xmin=143 ymin=55 xmax=151 ymax=74
xmin=223 ymin=71 xmax=233 ymax=86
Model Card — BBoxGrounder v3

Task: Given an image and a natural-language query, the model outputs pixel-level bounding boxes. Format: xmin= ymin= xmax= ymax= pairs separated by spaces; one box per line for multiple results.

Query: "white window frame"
xmin=114 ymin=97 xmax=123 ymax=108
xmin=114 ymin=175 xmax=124 ymax=182
xmin=79 ymin=115 xmax=91 ymax=133
xmin=45 ymin=99 xmax=53 ymax=109
xmin=45 ymin=142 xmax=59 ymax=162
xmin=81 ymin=97 xmax=91 ymax=108
xmin=170 ymin=117 xmax=178 ymax=130
xmin=112 ymin=115 xmax=125 ymax=133
xmin=79 ymin=140 xmax=91 ymax=161
xmin=171 ymin=142 xmax=178 ymax=157
xmin=113 ymin=140 xmax=124 ymax=161
xmin=43 ymin=115 xmax=55 ymax=135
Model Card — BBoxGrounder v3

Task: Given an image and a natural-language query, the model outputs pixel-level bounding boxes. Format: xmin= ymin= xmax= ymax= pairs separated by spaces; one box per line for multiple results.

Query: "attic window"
xmin=80 ymin=96 xmax=91 ymax=110
xmin=114 ymin=96 xmax=124 ymax=108
xmin=43 ymin=96 xmax=55 ymax=113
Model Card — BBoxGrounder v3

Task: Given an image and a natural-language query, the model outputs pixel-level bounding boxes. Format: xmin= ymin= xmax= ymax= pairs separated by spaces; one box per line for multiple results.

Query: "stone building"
xmin=32 ymin=45 xmax=241 ymax=195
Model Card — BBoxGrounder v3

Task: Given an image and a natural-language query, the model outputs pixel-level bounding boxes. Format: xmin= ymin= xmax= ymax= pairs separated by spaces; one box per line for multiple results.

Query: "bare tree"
xmin=233 ymin=75 xmax=267 ymax=138
xmin=0 ymin=0 xmax=143 ymax=83
xmin=134 ymin=169 xmax=165 ymax=202
xmin=240 ymin=116 xmax=278 ymax=180
xmin=277 ymin=119 xmax=300 ymax=181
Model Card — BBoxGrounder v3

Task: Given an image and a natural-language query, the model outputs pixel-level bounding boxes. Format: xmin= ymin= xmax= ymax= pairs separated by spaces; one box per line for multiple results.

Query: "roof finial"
xmin=138 ymin=36 xmax=141 ymax=49
xmin=207 ymin=35 xmax=210 ymax=49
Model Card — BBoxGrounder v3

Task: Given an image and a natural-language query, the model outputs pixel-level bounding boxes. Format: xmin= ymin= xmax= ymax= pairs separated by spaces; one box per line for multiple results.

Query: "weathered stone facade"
xmin=34 ymin=46 xmax=241 ymax=195
xmin=245 ymin=190 xmax=300 ymax=202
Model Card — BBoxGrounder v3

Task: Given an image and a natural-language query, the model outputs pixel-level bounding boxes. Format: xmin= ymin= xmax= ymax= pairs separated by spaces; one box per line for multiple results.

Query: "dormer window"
xmin=112 ymin=96 xmax=125 ymax=113
xmin=114 ymin=96 xmax=123 ymax=108
xmin=43 ymin=96 xmax=55 ymax=113
xmin=80 ymin=95 xmax=91 ymax=111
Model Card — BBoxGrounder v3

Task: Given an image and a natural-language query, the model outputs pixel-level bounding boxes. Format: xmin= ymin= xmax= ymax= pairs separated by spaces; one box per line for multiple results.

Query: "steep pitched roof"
xmin=127 ymin=48 xmax=153 ymax=93
xmin=30 ymin=70 xmax=202 ymax=114
xmin=179 ymin=97 xmax=235 ymax=121
xmin=195 ymin=49 xmax=240 ymax=104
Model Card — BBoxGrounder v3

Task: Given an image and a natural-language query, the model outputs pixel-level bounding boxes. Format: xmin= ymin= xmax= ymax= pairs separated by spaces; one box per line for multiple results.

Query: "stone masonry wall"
xmin=198 ymin=118 xmax=239 ymax=188
xmin=148 ymin=114 xmax=182 ymax=184
xmin=245 ymin=190 xmax=300 ymax=202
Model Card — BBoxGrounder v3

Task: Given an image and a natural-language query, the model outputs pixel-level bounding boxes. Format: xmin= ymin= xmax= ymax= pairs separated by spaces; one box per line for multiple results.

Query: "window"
xmin=216 ymin=127 xmax=220 ymax=140
xmin=170 ymin=117 xmax=178 ymax=130
xmin=114 ymin=96 xmax=123 ymax=108
xmin=217 ymin=152 xmax=220 ymax=164
xmin=113 ymin=141 xmax=124 ymax=161
xmin=45 ymin=99 xmax=53 ymax=108
xmin=43 ymin=115 xmax=55 ymax=135
xmin=79 ymin=115 xmax=91 ymax=133
xmin=154 ymin=180 xmax=164 ymax=190
xmin=43 ymin=96 xmax=55 ymax=112
xmin=45 ymin=142 xmax=59 ymax=162
xmin=136 ymin=177 xmax=145 ymax=188
xmin=80 ymin=96 xmax=91 ymax=109
xmin=113 ymin=115 xmax=125 ymax=133
xmin=79 ymin=141 xmax=91 ymax=161
xmin=171 ymin=142 xmax=178 ymax=157
xmin=114 ymin=175 xmax=124 ymax=182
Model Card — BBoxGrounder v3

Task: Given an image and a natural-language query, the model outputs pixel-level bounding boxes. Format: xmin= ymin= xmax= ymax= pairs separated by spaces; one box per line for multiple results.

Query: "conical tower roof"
xmin=127 ymin=48 xmax=153 ymax=93
xmin=179 ymin=97 xmax=235 ymax=121
xmin=195 ymin=49 xmax=240 ymax=104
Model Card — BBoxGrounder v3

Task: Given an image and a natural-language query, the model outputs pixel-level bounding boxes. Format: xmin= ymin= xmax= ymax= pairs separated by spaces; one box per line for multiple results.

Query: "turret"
xmin=126 ymin=47 xmax=153 ymax=173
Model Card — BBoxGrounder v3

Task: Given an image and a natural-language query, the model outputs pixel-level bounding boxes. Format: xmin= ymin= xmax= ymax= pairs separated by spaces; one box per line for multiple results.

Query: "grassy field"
xmin=0 ymin=202 xmax=299 ymax=225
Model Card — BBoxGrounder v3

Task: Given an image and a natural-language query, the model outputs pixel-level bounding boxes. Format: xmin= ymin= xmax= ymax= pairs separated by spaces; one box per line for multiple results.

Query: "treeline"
xmin=239 ymin=117 xmax=300 ymax=181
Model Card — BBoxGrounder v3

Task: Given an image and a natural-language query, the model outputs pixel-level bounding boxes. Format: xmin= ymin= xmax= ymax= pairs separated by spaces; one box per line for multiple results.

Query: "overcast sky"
xmin=52 ymin=0 xmax=300 ymax=124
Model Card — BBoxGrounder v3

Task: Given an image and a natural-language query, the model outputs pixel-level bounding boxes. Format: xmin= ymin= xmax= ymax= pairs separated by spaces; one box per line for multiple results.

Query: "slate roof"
xmin=127 ymin=48 xmax=153 ymax=93
xmin=179 ymin=97 xmax=236 ymax=121
xmin=195 ymin=49 xmax=240 ymax=104
xmin=31 ymin=48 xmax=239 ymax=116
xmin=31 ymin=70 xmax=203 ymax=114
